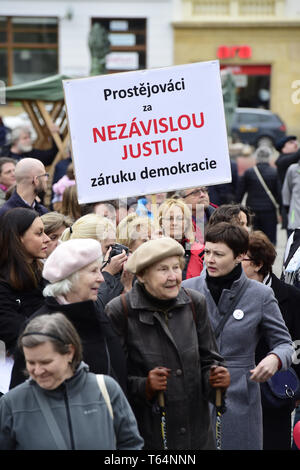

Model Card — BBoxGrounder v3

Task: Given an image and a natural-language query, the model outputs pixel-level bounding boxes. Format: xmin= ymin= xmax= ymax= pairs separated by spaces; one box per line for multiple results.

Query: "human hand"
xmin=121 ymin=268 xmax=134 ymax=293
xmin=145 ymin=367 xmax=171 ymax=401
xmin=209 ymin=365 xmax=230 ymax=391
xmin=250 ymin=354 xmax=279 ymax=382
xmin=102 ymin=248 xmax=128 ymax=275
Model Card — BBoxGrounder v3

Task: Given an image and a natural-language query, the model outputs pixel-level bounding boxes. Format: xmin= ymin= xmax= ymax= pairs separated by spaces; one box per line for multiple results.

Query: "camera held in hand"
xmin=108 ymin=243 xmax=129 ymax=262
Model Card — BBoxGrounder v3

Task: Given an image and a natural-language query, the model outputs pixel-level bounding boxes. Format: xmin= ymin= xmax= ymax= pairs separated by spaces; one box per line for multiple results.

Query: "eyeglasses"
xmin=36 ymin=173 xmax=49 ymax=179
xmin=182 ymin=188 xmax=208 ymax=198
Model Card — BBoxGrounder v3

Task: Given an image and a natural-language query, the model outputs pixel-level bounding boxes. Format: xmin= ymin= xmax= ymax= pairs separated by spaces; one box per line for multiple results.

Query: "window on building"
xmin=92 ymin=17 xmax=146 ymax=73
xmin=0 ymin=16 xmax=58 ymax=86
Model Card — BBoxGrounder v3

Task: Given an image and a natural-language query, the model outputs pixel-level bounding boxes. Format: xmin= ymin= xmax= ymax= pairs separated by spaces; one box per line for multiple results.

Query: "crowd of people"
xmin=0 ymin=124 xmax=300 ymax=451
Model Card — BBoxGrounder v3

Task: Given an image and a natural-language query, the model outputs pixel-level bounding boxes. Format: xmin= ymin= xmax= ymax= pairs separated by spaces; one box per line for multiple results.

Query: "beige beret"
xmin=125 ymin=237 xmax=185 ymax=274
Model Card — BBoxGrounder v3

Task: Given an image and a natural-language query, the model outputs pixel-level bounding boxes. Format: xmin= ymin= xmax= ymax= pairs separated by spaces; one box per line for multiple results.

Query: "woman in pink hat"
xmin=9 ymin=238 xmax=127 ymax=393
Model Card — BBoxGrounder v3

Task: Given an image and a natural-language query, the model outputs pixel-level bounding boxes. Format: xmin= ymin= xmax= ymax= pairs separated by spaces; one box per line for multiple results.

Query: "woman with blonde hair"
xmin=117 ymin=212 xmax=156 ymax=253
xmin=41 ymin=211 xmax=73 ymax=258
xmin=60 ymin=184 xmax=82 ymax=222
xmin=158 ymin=198 xmax=204 ymax=279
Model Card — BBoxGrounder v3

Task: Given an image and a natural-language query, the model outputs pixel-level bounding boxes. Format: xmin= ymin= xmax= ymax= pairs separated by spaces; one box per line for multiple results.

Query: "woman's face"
xmin=100 ymin=231 xmax=116 ymax=256
xmin=24 ymin=340 xmax=74 ymax=390
xmin=46 ymin=225 xmax=67 ymax=257
xmin=137 ymin=255 xmax=182 ymax=300
xmin=242 ymin=252 xmax=263 ymax=281
xmin=238 ymin=211 xmax=248 ymax=229
xmin=20 ymin=217 xmax=50 ymax=262
xmin=161 ymin=205 xmax=185 ymax=240
xmin=130 ymin=226 xmax=151 ymax=252
xmin=204 ymin=241 xmax=244 ymax=277
xmin=67 ymin=259 xmax=104 ymax=302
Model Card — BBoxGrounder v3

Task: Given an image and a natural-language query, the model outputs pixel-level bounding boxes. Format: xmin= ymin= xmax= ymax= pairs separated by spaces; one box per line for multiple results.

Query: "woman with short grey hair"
xmin=0 ymin=313 xmax=144 ymax=450
xmin=9 ymin=239 xmax=127 ymax=393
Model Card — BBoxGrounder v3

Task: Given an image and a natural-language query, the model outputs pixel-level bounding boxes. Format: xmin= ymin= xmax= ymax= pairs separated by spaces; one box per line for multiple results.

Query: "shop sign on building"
xmin=217 ymin=45 xmax=252 ymax=59
xmin=63 ymin=60 xmax=231 ymax=204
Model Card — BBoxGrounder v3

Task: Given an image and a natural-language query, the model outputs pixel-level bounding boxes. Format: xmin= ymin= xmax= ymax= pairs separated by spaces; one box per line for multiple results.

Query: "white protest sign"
xmin=63 ymin=60 xmax=231 ymax=204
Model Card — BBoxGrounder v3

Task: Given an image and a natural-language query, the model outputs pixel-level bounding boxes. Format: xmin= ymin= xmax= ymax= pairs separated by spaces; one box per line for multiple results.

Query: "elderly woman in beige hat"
xmin=105 ymin=237 xmax=230 ymax=450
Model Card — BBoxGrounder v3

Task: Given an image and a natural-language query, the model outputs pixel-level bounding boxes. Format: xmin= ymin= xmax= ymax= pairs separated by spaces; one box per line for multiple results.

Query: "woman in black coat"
xmin=242 ymin=230 xmax=300 ymax=449
xmin=9 ymin=238 xmax=127 ymax=393
xmin=237 ymin=146 xmax=281 ymax=245
xmin=0 ymin=208 xmax=50 ymax=360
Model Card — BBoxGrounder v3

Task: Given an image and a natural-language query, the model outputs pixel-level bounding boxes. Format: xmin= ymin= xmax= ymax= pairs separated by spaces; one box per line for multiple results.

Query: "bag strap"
xmin=96 ymin=374 xmax=114 ymax=420
xmin=31 ymin=385 xmax=68 ymax=450
xmin=214 ymin=278 xmax=250 ymax=339
xmin=253 ymin=165 xmax=279 ymax=211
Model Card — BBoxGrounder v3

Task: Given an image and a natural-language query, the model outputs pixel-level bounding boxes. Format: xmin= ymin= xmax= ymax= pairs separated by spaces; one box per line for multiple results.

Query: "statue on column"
xmin=88 ymin=23 xmax=110 ymax=76
xmin=221 ymin=69 xmax=237 ymax=137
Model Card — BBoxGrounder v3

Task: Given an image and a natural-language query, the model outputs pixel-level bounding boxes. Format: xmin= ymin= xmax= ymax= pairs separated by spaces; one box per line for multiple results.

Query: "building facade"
xmin=0 ymin=0 xmax=299 ymax=136
xmin=172 ymin=0 xmax=300 ymax=136
xmin=0 ymin=0 xmax=174 ymax=85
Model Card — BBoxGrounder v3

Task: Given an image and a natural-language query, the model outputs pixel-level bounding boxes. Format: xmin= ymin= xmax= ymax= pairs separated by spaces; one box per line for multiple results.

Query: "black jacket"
xmin=9 ymin=297 xmax=127 ymax=393
xmin=1 ymin=142 xmax=58 ymax=167
xmin=256 ymin=273 xmax=300 ymax=379
xmin=237 ymin=162 xmax=281 ymax=211
xmin=0 ymin=279 xmax=46 ymax=355
xmin=275 ymin=148 xmax=300 ymax=186
xmin=0 ymin=190 xmax=48 ymax=217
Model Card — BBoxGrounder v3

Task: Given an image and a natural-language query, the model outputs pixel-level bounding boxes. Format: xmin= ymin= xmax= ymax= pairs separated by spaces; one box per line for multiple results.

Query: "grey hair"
xmin=43 ymin=270 xmax=80 ymax=298
xmin=10 ymin=126 xmax=32 ymax=145
xmin=254 ymin=145 xmax=272 ymax=163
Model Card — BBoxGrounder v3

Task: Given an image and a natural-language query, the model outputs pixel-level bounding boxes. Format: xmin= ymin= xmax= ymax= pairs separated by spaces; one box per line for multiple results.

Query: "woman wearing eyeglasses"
xmin=174 ymin=186 xmax=217 ymax=244
xmin=183 ymin=222 xmax=294 ymax=450
xmin=158 ymin=198 xmax=205 ymax=279
xmin=242 ymin=230 xmax=300 ymax=450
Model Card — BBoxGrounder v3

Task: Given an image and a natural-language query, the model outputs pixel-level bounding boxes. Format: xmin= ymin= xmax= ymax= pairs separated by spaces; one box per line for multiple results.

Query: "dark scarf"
xmin=138 ymin=281 xmax=177 ymax=311
xmin=206 ymin=263 xmax=242 ymax=306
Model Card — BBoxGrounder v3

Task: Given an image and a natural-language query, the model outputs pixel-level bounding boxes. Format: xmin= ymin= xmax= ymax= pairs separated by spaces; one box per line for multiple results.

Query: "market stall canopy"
xmin=5 ymin=74 xmax=70 ymax=102
xmin=5 ymin=74 xmax=72 ymax=206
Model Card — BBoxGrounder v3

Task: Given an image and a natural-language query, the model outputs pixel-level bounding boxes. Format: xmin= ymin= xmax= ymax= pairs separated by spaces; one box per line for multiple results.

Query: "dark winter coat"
xmin=256 ymin=273 xmax=300 ymax=449
xmin=9 ymin=297 xmax=127 ymax=393
xmin=256 ymin=273 xmax=300 ymax=379
xmin=0 ymin=279 xmax=46 ymax=355
xmin=237 ymin=162 xmax=281 ymax=211
xmin=275 ymin=148 xmax=300 ymax=186
xmin=0 ymin=190 xmax=48 ymax=217
xmin=105 ymin=282 xmax=226 ymax=450
xmin=0 ymin=141 xmax=58 ymax=167
xmin=209 ymin=160 xmax=239 ymax=205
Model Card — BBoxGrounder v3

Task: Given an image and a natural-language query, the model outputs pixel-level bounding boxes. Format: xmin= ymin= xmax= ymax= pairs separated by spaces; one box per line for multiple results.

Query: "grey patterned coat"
xmin=183 ymin=270 xmax=294 ymax=450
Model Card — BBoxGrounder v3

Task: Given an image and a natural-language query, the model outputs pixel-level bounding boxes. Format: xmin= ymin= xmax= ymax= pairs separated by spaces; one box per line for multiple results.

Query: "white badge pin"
xmin=233 ymin=309 xmax=244 ymax=320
